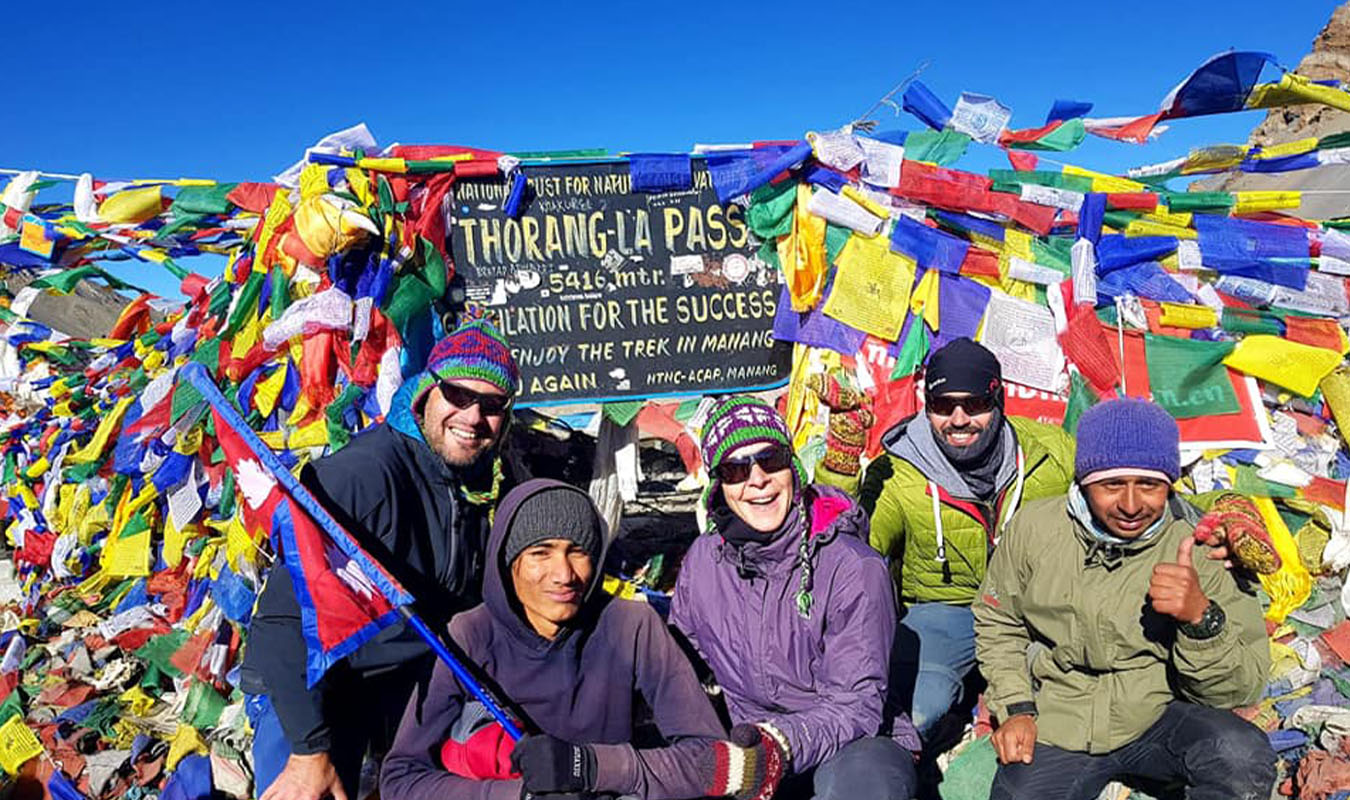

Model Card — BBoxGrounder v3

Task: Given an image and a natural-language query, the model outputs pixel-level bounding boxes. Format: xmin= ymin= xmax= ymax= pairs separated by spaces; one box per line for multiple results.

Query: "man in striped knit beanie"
xmin=243 ymin=313 xmax=520 ymax=800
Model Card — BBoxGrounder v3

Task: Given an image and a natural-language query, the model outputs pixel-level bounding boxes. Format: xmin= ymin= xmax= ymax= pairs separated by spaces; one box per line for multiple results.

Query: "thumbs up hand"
xmin=1148 ymin=536 xmax=1210 ymax=625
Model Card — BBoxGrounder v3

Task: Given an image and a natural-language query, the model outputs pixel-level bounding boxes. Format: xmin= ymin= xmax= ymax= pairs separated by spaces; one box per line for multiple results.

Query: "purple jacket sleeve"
xmin=760 ymin=549 xmax=896 ymax=772
xmin=378 ymin=652 xmax=522 ymax=800
xmin=591 ymin=604 xmax=725 ymax=799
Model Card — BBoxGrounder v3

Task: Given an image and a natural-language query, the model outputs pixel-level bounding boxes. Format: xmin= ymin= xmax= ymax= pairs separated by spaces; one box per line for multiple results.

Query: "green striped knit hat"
xmin=699 ymin=396 xmax=808 ymax=519
xmin=411 ymin=316 xmax=520 ymax=414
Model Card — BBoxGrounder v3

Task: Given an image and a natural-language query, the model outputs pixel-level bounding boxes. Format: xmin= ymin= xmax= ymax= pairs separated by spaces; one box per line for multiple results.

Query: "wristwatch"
xmin=1179 ymin=600 xmax=1226 ymax=640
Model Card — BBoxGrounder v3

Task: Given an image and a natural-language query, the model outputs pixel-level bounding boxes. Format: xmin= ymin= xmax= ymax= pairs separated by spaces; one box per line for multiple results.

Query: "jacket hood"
xmin=881 ymin=413 xmax=1018 ymax=501
xmin=388 ymin=376 xmax=428 ymax=442
xmin=484 ymin=478 xmax=611 ymax=651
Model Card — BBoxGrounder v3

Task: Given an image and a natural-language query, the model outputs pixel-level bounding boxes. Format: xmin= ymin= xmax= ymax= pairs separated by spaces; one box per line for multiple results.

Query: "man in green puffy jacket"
xmin=973 ymin=398 xmax=1275 ymax=800
xmin=854 ymin=338 xmax=1076 ymax=739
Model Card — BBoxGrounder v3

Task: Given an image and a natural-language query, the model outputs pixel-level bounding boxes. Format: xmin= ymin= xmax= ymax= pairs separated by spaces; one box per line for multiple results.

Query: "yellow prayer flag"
xmin=19 ymin=220 xmax=53 ymax=259
xmin=1062 ymin=164 xmax=1147 ymax=194
xmin=821 ymin=234 xmax=915 ymax=340
xmin=1125 ymin=218 xmax=1197 ymax=240
xmin=1251 ymin=496 xmax=1312 ymax=624
xmin=289 ymin=418 xmax=330 ymax=449
xmin=163 ymin=519 xmax=192 ymax=569
xmin=911 ymin=268 xmax=940 ymax=330
xmin=357 ymin=157 xmax=408 ymax=174
xmin=1233 ymin=191 xmax=1301 ymax=215
xmin=839 ymin=186 xmax=889 ymax=220
xmin=298 ymin=164 xmax=330 ymax=200
xmin=174 ymin=426 xmax=203 ymax=457
xmin=255 ymin=363 xmax=288 ymax=418
xmin=346 ymin=168 xmax=374 ymax=207
xmin=1222 ymin=335 xmax=1343 ymax=397
xmin=226 ymin=515 xmax=260 ymax=570
xmin=1157 ymin=302 xmax=1218 ymax=329
xmin=167 ymin=724 xmax=209 ymax=771
xmin=103 ymin=528 xmax=151 ymax=577
xmin=1320 ymin=368 xmax=1350 ymax=447
xmin=119 ymin=686 xmax=157 ymax=716
xmin=255 ymin=191 xmax=294 ymax=265
xmin=1002 ymin=229 xmax=1034 ymax=261
xmin=0 ymin=714 xmax=43 ymax=774
xmin=1247 ymin=73 xmax=1350 ymax=114
xmin=98 ymin=186 xmax=163 ymax=224
xmin=1255 ymin=136 xmax=1319 ymax=159
xmin=1143 ymin=208 xmax=1193 ymax=228
xmin=23 ymin=456 xmax=49 ymax=480
xmin=781 ymin=184 xmax=828 ymax=311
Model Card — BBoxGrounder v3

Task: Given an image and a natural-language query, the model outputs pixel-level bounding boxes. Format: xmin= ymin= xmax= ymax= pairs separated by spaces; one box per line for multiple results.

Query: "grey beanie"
xmin=502 ymin=485 xmax=605 ymax=568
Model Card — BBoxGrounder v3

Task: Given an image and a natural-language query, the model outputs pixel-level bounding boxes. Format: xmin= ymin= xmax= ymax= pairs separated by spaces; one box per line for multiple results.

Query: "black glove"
xmin=511 ymin=734 xmax=597 ymax=795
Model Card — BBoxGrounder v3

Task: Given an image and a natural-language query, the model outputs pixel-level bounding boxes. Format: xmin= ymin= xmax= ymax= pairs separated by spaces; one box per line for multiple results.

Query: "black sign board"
xmin=449 ymin=160 xmax=791 ymax=405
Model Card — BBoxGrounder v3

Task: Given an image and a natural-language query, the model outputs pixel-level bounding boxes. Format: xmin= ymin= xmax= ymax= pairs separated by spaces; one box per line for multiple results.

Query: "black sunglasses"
xmin=715 ymin=444 xmax=794 ymax=485
xmin=434 ymin=375 xmax=512 ymax=415
xmin=926 ymin=393 xmax=998 ymax=416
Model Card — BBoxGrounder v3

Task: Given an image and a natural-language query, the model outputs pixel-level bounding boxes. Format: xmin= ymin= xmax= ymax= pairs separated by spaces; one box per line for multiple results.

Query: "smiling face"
xmin=418 ymin=377 xmax=508 ymax=468
xmin=510 ymin=538 xmax=594 ymax=640
xmin=925 ymin=391 xmax=997 ymax=452
xmin=720 ymin=441 xmax=795 ymax=533
xmin=1082 ymin=475 xmax=1171 ymax=539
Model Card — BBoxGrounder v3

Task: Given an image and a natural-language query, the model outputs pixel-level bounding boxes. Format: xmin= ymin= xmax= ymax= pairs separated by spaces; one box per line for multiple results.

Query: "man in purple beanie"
xmin=973 ymin=398 xmax=1275 ymax=800
xmin=243 ymin=316 xmax=521 ymax=800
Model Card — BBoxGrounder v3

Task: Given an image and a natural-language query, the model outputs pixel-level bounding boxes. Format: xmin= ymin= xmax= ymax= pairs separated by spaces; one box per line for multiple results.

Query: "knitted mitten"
xmin=820 ymin=408 xmax=876 ymax=476
xmin=705 ymin=723 xmax=788 ymax=800
xmin=806 ymin=372 xmax=864 ymax=412
xmin=1193 ymin=494 xmax=1282 ymax=575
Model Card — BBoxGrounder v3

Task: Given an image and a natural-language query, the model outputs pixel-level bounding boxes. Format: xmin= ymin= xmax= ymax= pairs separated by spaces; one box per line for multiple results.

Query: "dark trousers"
xmin=990 ymin=701 xmax=1276 ymax=800
xmin=776 ymin=737 xmax=918 ymax=800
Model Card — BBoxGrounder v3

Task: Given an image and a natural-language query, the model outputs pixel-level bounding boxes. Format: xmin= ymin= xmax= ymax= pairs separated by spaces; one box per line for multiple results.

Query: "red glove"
xmin=440 ymin=715 xmax=519 ymax=780
xmin=1193 ymin=494 xmax=1282 ymax=575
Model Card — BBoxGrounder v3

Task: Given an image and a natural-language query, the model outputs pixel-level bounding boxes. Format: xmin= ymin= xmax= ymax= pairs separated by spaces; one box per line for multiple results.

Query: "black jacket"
xmin=241 ymin=416 xmax=496 ymax=753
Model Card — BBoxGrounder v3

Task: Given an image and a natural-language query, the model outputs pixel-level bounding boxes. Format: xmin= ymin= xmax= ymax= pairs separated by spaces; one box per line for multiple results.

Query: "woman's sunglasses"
xmin=925 ymin=393 xmax=998 ymax=416
xmin=434 ymin=376 xmax=513 ymax=416
xmin=715 ymin=444 xmax=794 ymax=485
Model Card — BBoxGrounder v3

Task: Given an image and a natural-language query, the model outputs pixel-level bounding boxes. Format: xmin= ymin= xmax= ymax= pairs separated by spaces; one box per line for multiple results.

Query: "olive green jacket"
xmin=850 ymin=416 xmax=1076 ymax=605
xmin=972 ymin=494 xmax=1269 ymax=755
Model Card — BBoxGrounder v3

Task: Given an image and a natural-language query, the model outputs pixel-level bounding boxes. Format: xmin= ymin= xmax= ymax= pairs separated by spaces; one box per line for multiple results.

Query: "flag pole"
xmin=398 ymin=608 xmax=523 ymax=740
xmin=178 ymin=363 xmax=525 ymax=741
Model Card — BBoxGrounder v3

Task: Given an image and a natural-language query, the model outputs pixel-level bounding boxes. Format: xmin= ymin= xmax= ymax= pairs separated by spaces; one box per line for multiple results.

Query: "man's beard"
xmin=935 ymin=407 xmax=1004 ymax=466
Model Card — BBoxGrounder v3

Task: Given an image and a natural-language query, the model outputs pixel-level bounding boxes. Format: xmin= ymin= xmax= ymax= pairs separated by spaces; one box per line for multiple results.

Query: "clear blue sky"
xmin=5 ymin=0 xmax=1344 ymax=297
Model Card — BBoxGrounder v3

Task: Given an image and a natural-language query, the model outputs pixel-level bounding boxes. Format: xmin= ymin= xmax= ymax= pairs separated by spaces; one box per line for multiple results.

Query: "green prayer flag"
xmin=1062 ymin=371 xmax=1098 ymax=435
xmin=1233 ymin=465 xmax=1297 ymax=498
xmin=1164 ymin=191 xmax=1235 ymax=213
xmin=134 ymin=631 xmax=190 ymax=680
xmin=824 ymin=223 xmax=852 ymax=266
xmin=1008 ymin=118 xmax=1087 ymax=152
xmin=745 ymin=180 xmax=796 ymax=239
xmin=890 ymin=320 xmax=929 ymax=380
xmin=602 ymin=400 xmax=643 ymax=427
xmin=222 ymin=271 xmax=265 ymax=338
xmin=325 ymin=384 xmax=366 ymax=452
xmin=172 ymin=184 xmax=237 ymax=217
xmin=1144 ymin=334 xmax=1238 ymax=419
xmin=1220 ymin=307 xmax=1284 ymax=336
xmin=904 ymin=130 xmax=971 ymax=166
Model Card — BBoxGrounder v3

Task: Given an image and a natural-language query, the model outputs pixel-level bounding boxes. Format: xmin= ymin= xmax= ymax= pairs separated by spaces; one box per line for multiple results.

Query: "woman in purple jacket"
xmin=671 ymin=397 xmax=920 ymax=800
xmin=381 ymin=478 xmax=784 ymax=800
